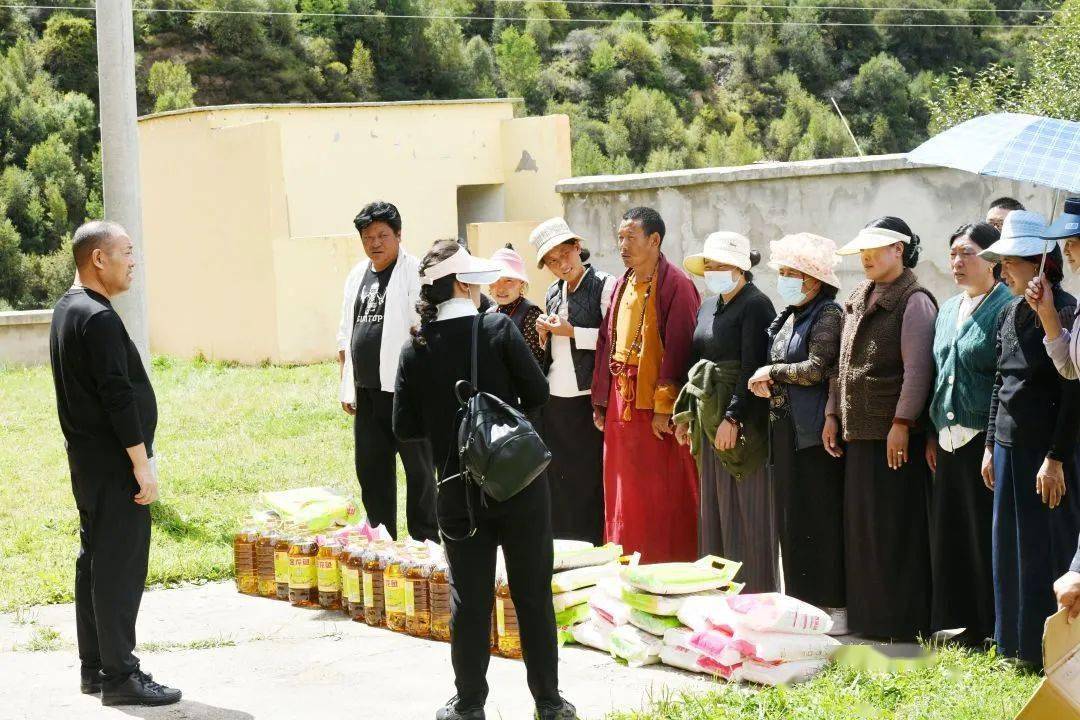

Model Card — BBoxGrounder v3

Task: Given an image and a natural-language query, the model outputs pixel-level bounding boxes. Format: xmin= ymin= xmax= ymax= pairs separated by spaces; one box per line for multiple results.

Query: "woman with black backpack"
xmin=393 ymin=239 xmax=577 ymax=720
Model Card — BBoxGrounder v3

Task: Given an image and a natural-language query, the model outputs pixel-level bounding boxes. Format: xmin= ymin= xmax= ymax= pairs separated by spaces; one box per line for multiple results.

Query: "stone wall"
xmin=0 ymin=310 xmax=51 ymax=367
xmin=557 ymin=154 xmax=1062 ymax=306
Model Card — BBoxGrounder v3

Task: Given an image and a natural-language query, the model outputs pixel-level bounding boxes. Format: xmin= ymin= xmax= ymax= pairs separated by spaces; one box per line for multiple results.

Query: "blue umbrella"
xmin=907 ymin=113 xmax=1080 ymax=194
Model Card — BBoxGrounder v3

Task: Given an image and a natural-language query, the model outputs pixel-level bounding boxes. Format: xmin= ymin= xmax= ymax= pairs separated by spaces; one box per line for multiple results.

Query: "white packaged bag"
xmin=609 ymin=624 xmax=664 ymax=667
xmin=687 ymin=628 xmax=744 ymax=667
xmin=572 ymin=617 xmax=616 ymax=652
xmin=621 ymin=555 xmax=742 ymax=595
xmin=721 ymin=593 xmax=834 ymax=635
xmin=677 ymin=595 xmax=731 ymax=631
xmin=659 ymin=644 xmax=707 ymax=674
xmin=552 ymin=563 xmax=620 ymax=593
xmin=663 ymin=627 xmax=694 ymax=648
xmin=728 ymin=626 xmax=841 ymax=663
xmin=588 ymin=587 xmax=632 ymax=626
xmin=553 ymin=541 xmax=623 ymax=570
xmin=553 ymin=586 xmax=595 ymax=613
xmin=734 ymin=658 xmax=828 ymax=686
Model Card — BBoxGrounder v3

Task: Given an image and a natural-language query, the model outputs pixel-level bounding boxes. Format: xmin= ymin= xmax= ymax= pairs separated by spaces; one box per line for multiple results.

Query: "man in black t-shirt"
xmin=336 ymin=202 xmax=437 ymax=541
xmin=50 ymin=221 xmax=181 ymax=707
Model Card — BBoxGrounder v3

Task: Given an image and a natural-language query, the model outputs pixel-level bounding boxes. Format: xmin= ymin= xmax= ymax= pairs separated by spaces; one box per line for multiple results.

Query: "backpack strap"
xmin=471 ymin=313 xmax=480 ymax=388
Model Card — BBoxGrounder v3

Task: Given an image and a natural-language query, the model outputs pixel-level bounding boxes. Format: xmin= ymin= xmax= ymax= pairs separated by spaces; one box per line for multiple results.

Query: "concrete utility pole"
xmin=96 ymin=0 xmax=150 ymax=366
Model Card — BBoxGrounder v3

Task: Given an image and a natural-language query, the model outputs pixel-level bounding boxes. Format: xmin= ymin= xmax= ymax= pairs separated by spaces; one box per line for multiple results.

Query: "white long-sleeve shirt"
xmin=1043 ymin=316 xmax=1080 ymax=381
xmin=336 ymin=251 xmax=421 ymax=402
xmin=547 ymin=273 xmax=617 ymax=398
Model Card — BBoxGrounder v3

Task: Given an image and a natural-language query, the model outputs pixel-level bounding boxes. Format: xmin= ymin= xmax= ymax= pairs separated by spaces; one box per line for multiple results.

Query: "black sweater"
xmin=988 ymin=290 xmax=1080 ymax=461
xmin=393 ymin=312 xmax=549 ymax=479
xmin=49 ymin=287 xmax=157 ymax=462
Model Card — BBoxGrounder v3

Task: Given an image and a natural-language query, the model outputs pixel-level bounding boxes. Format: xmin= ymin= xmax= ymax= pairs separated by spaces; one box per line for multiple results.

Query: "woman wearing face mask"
xmin=1026 ymin=197 xmax=1080 ymax=379
xmin=746 ymin=233 xmax=846 ymax=632
xmin=393 ymin=240 xmax=577 ymax=720
xmin=675 ymin=231 xmax=778 ymax=593
xmin=831 ymin=217 xmax=937 ymax=640
xmin=925 ymin=222 xmax=1011 ymax=649
xmin=977 ymin=211 xmax=1080 ymax=669
xmin=487 ymin=244 xmax=546 ymax=366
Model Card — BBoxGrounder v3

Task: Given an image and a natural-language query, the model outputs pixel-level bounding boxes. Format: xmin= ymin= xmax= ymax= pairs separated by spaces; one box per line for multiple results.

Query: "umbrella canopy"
xmin=907 ymin=113 xmax=1080 ymax=194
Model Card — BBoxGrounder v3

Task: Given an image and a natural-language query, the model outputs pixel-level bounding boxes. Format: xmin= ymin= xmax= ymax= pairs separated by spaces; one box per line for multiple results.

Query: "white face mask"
xmin=776 ymin=275 xmax=808 ymax=306
xmin=704 ymin=270 xmax=738 ymax=295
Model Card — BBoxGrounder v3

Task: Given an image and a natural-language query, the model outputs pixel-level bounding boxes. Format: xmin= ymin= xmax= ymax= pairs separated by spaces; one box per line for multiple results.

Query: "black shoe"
xmin=435 ymin=696 xmax=485 ymax=720
xmin=101 ymin=670 xmax=182 ymax=707
xmin=80 ymin=667 xmax=103 ymax=695
xmin=536 ymin=699 xmax=579 ymax=720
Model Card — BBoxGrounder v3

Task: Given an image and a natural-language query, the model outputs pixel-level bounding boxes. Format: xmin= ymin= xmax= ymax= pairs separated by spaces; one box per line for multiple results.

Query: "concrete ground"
xmin=0 ymin=582 xmax=721 ymax=720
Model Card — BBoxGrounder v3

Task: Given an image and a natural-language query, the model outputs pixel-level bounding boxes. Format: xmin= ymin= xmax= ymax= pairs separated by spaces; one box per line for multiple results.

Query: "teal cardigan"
xmin=929 ymin=283 xmax=1012 ymax=434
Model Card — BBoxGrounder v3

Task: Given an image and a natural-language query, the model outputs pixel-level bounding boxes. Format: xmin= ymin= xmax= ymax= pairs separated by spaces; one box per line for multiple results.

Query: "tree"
xmin=39 ymin=12 xmax=97 ymax=99
xmin=194 ymin=0 xmax=267 ymax=54
xmin=424 ymin=18 xmax=469 ymax=97
xmin=464 ymin=36 xmax=498 ymax=98
xmin=849 ymin=53 xmax=919 ymax=154
xmin=494 ymin=27 xmax=543 ymax=109
xmin=348 ymin=39 xmax=376 ymax=97
xmin=147 ymin=60 xmax=197 ymax=112
xmin=606 ymin=86 xmax=687 ymax=167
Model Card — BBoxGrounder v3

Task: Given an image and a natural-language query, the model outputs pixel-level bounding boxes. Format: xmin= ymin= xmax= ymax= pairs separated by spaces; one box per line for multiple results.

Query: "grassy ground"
xmin=0 ymin=356 xmax=405 ymax=611
xmin=1 ymin=358 xmax=1041 ymax=719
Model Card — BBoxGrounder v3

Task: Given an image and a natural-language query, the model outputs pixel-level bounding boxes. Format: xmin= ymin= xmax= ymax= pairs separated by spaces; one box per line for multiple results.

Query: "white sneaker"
xmin=825 ymin=607 xmax=849 ymax=636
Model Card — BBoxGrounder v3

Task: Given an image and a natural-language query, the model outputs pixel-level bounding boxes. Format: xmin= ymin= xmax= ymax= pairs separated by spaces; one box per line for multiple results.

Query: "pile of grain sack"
xmin=550 ymin=544 xmax=840 ymax=686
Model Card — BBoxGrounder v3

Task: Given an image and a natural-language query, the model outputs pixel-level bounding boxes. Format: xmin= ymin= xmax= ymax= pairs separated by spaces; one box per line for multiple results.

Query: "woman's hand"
xmin=822 ymin=415 xmax=844 ymax=458
xmin=539 ymin=314 xmax=575 ymax=338
xmin=747 ymin=366 xmax=774 ymax=398
xmin=925 ymin=433 xmax=937 ymax=473
xmin=981 ymin=446 xmax=995 ymax=490
xmin=1055 ymin=571 xmax=1080 ymax=620
xmin=674 ymin=422 xmax=690 ymax=446
xmin=1037 ymin=457 xmax=1067 ymax=508
xmin=886 ymin=422 xmax=910 ymax=470
xmin=1026 ymin=275 xmax=1064 ymax=340
xmin=714 ymin=419 xmax=739 ymax=451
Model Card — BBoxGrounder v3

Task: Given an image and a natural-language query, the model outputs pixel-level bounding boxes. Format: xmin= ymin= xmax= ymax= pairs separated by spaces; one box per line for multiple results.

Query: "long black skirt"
xmin=772 ymin=415 xmax=845 ymax=609
xmin=930 ymin=434 xmax=994 ymax=638
xmin=538 ymin=395 xmax=605 ymax=545
xmin=844 ymin=436 xmax=932 ymax=640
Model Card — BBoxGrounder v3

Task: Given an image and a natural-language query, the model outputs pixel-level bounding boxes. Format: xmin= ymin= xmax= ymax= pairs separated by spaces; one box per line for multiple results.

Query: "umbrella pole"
xmin=1038 ymin=189 xmax=1063 ymax=277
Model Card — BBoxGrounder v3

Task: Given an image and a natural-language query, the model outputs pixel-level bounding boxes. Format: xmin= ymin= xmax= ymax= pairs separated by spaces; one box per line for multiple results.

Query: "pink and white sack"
xmin=733 ymin=658 xmax=828 ymax=686
xmin=727 ymin=625 xmax=840 ymax=663
xmin=720 ymin=593 xmax=834 ymax=635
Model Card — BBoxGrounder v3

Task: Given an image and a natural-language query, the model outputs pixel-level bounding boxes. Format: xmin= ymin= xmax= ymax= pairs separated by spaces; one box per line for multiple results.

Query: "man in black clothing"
xmin=49 ymin=221 xmax=181 ymax=707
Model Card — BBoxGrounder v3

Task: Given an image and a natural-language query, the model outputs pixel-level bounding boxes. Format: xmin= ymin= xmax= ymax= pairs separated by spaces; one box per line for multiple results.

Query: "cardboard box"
xmin=1017 ymin=610 xmax=1080 ymax=719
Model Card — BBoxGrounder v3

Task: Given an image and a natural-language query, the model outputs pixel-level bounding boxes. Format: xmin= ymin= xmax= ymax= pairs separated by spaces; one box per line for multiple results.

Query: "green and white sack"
xmin=628 ymin=609 xmax=685 ymax=636
xmin=621 ymin=555 xmax=742 ymax=595
xmin=553 ymin=586 xmax=595 ymax=613
xmin=553 ymin=541 xmax=624 ymax=571
xmin=609 ymin=624 xmax=664 ymax=667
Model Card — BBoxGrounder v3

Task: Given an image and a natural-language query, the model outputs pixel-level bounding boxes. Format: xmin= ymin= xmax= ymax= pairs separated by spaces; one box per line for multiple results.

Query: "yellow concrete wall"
xmin=468 ymin=221 xmax=550 ymax=307
xmin=139 ymin=114 xmax=287 ymax=362
xmin=500 ymin=115 xmax=571 ymax=223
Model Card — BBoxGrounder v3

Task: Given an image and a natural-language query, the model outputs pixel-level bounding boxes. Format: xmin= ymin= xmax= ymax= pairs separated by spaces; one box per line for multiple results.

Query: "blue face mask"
xmin=704 ymin=270 xmax=738 ymax=295
xmin=777 ymin=275 xmax=808 ymax=306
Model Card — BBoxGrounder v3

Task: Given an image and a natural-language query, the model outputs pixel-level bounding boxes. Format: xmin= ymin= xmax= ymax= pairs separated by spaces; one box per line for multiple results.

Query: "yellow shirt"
xmin=609 ymin=273 xmax=677 ymax=416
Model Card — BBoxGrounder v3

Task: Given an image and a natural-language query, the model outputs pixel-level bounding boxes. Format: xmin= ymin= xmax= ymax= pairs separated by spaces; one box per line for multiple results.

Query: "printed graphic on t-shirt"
xmin=355 ymin=282 xmax=387 ymax=325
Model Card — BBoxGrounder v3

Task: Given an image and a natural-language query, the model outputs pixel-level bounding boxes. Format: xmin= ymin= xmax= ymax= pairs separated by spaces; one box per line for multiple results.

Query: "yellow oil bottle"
xmin=384 ymin=547 xmax=407 ymax=633
xmin=316 ymin=539 xmax=342 ymax=611
xmin=404 ymin=553 xmax=432 ymax=638
xmin=233 ymin=523 xmax=259 ymax=595
xmin=495 ymin=579 xmax=522 ymax=659
xmin=288 ymin=537 xmax=319 ymax=608
xmin=273 ymin=531 xmax=292 ymax=601
xmin=341 ymin=543 xmax=366 ymax=621
xmin=429 ymin=559 xmax=452 ymax=642
xmin=255 ymin=527 xmax=279 ymax=598
xmin=361 ymin=544 xmax=387 ymax=627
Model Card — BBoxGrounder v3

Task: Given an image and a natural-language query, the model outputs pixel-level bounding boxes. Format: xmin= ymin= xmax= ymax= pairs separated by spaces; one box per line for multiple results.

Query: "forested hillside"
xmin=0 ymin=1 xmax=1076 ymax=309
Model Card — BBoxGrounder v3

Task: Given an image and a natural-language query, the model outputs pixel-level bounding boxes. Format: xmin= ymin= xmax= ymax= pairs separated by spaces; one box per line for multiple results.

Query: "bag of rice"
xmin=572 ymin=618 xmax=616 ymax=652
xmin=555 ymin=601 xmax=591 ymax=629
xmin=677 ymin=595 xmax=730 ymax=631
xmin=622 ymin=585 xmax=739 ymax=617
xmin=609 ymin=624 xmax=664 ymax=667
xmin=721 ymin=593 xmax=833 ymax=635
xmin=552 ymin=563 xmax=620 ymax=594
xmin=663 ymin=626 xmax=694 ymax=648
xmin=733 ymin=658 xmax=827 ymax=686
xmin=728 ymin=626 xmax=841 ymax=663
xmin=621 ymin=556 xmax=742 ymax=595
xmin=659 ymin=644 xmax=707 ymax=674
xmin=588 ymin=587 xmax=632 ymax=626
xmin=553 ymin=586 xmax=595 ymax=613
xmin=553 ymin=542 xmax=624 ymax=571
xmin=628 ymin=609 xmax=684 ymax=636
xmin=687 ymin=628 xmax=744 ymax=667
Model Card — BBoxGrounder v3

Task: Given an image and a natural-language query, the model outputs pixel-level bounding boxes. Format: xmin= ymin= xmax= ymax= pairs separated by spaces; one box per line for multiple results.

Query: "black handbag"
xmin=439 ymin=315 xmax=552 ymax=541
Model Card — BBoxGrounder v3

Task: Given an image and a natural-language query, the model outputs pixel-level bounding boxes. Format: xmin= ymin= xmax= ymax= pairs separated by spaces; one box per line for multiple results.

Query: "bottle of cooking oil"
xmin=362 ymin=543 xmax=387 ymax=627
xmin=404 ymin=552 xmax=432 ymax=638
xmin=288 ymin=536 xmax=319 ymax=608
xmin=273 ymin=529 xmax=293 ymax=601
xmin=429 ymin=559 xmax=452 ymax=642
xmin=495 ymin=578 xmax=522 ymax=659
xmin=383 ymin=546 xmax=407 ymax=633
xmin=255 ymin=526 xmax=279 ymax=598
xmin=233 ymin=522 xmax=260 ymax=595
xmin=316 ymin=538 xmax=342 ymax=611
xmin=341 ymin=543 xmax=366 ymax=621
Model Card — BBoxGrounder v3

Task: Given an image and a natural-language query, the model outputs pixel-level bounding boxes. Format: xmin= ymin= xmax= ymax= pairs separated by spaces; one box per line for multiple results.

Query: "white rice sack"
xmin=588 ymin=587 xmax=632 ymax=626
xmin=728 ymin=626 xmax=841 ymax=663
xmin=553 ymin=541 xmax=623 ymax=570
xmin=552 ymin=563 xmax=621 ymax=593
xmin=628 ymin=609 xmax=684 ymax=637
xmin=663 ymin=627 xmax=694 ymax=648
xmin=609 ymin=624 xmax=664 ymax=667
xmin=722 ymin=593 xmax=834 ymax=635
xmin=734 ymin=658 xmax=828 ymax=686
xmin=677 ymin=595 xmax=731 ymax=631
xmin=659 ymin=644 xmax=707 ymax=674
xmin=687 ymin=628 xmax=744 ymax=668
xmin=621 ymin=585 xmax=732 ymax=617
xmin=572 ymin=618 xmax=616 ymax=652
xmin=553 ymin=586 xmax=595 ymax=613
xmin=620 ymin=556 xmax=742 ymax=595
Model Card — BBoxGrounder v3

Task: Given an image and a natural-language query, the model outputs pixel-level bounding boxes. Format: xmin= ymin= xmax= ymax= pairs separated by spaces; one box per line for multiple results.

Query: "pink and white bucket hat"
xmin=489 ymin=245 xmax=531 ymax=283
xmin=767 ymin=233 xmax=841 ymax=288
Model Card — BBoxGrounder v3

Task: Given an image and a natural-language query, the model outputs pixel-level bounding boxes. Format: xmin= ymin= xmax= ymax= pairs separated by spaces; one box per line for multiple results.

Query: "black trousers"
xmin=354 ymin=387 xmax=438 ymax=542
xmin=68 ymin=451 xmax=151 ymax=684
xmin=539 ymin=395 xmax=604 ymax=545
xmin=440 ymin=477 xmax=560 ymax=711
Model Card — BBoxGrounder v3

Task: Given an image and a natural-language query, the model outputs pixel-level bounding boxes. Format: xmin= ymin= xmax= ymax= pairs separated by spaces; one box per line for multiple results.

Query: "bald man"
xmin=49 ymin=221 xmax=180 ymax=707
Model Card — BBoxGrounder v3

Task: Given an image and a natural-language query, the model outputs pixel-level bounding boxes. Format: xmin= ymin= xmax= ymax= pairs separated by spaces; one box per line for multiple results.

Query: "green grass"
xmin=0 ymin=356 xmax=406 ymax=611
xmin=611 ymin=646 xmax=1040 ymax=720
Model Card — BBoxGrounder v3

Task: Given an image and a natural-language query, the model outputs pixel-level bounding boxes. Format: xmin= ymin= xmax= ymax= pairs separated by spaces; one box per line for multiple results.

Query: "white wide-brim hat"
xmin=979 ymin=210 xmax=1051 ymax=262
xmin=767 ymin=232 xmax=841 ymax=288
xmin=530 ymin=217 xmax=583 ymax=268
xmin=836 ymin=227 xmax=911 ymax=255
xmin=420 ymin=246 xmax=502 ymax=286
xmin=684 ymin=231 xmax=752 ymax=275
